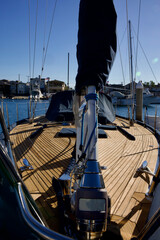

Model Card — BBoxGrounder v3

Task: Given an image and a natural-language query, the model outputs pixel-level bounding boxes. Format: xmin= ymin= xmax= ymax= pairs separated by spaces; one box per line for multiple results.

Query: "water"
xmin=115 ymin=104 xmax=160 ymax=120
xmin=0 ymin=99 xmax=50 ymax=131
xmin=0 ymin=98 xmax=160 ymax=132
xmin=115 ymin=104 xmax=160 ymax=131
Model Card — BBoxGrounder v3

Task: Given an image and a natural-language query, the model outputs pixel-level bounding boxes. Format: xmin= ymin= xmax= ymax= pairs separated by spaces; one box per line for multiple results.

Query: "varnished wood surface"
xmin=10 ymin=117 xmax=159 ymax=239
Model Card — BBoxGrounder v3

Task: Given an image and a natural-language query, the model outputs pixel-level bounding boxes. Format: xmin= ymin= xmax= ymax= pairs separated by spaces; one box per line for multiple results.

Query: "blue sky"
xmin=0 ymin=0 xmax=160 ymax=89
xmin=110 ymin=0 xmax=160 ymax=87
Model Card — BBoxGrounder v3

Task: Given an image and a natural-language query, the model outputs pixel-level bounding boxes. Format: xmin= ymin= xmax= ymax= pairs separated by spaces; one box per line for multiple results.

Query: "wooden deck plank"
xmin=11 ymin=129 xmax=58 ymax=227
xmin=11 ymin=123 xmax=75 ymax=231
xmin=10 ymin=118 xmax=159 ymax=239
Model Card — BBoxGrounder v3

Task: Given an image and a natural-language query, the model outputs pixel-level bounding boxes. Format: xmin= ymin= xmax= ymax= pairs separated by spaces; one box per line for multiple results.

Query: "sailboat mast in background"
xmin=67 ymin=52 xmax=70 ymax=88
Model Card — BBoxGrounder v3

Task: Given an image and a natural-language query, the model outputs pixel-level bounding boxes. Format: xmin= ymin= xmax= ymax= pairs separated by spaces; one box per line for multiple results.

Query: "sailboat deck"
xmin=10 ymin=117 xmax=159 ymax=239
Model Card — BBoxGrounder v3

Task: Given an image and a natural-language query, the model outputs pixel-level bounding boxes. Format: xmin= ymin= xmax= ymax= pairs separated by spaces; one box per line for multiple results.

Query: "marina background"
xmin=0 ymin=99 xmax=160 ymax=132
xmin=0 ymin=1 xmax=160 ymax=88
xmin=0 ymin=99 xmax=49 ymax=131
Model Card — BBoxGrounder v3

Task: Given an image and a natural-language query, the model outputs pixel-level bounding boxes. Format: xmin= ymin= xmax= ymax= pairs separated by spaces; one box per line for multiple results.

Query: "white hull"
xmin=30 ymin=89 xmax=43 ymax=100
xmin=112 ymin=95 xmax=153 ymax=106
xmin=111 ymin=89 xmax=158 ymax=106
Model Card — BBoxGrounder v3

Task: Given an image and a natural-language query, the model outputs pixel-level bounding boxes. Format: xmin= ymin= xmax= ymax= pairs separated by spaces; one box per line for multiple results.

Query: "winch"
xmin=71 ymin=159 xmax=109 ymax=239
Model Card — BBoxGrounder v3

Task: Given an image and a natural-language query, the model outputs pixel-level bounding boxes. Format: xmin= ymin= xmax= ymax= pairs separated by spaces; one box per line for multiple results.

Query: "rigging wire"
xmin=132 ymin=35 xmax=139 ymax=78
xmin=132 ymin=32 xmax=142 ymax=82
xmin=132 ymin=25 xmax=158 ymax=84
xmin=126 ymin=0 xmax=134 ymax=123
xmin=28 ymin=0 xmax=31 ymax=79
xmin=118 ymin=36 xmax=126 ymax=86
xmin=32 ymin=0 xmax=39 ymax=78
xmin=119 ymin=26 xmax=127 ymax=47
xmin=41 ymin=0 xmax=48 ymax=73
xmin=41 ymin=0 xmax=58 ymax=78
xmin=134 ymin=0 xmax=142 ymax=81
xmin=126 ymin=0 xmax=132 ymax=88
xmin=118 ymin=27 xmax=127 ymax=87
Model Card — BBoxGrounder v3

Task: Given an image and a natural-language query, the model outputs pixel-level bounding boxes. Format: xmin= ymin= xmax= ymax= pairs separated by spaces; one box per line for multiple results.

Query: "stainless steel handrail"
xmin=0 ymin=107 xmax=17 ymax=170
xmin=18 ymin=183 xmax=71 ymax=240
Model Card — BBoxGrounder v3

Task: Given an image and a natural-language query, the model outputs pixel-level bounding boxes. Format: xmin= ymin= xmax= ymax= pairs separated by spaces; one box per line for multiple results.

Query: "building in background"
xmin=40 ymin=78 xmax=46 ymax=94
xmin=17 ymin=82 xmax=29 ymax=95
xmin=46 ymin=79 xmax=66 ymax=94
xmin=0 ymin=78 xmax=67 ymax=98
xmin=10 ymin=81 xmax=19 ymax=96
xmin=0 ymin=79 xmax=10 ymax=98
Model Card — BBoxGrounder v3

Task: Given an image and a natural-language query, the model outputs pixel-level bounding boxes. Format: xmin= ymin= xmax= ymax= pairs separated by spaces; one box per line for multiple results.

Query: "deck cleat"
xmin=19 ymin=158 xmax=33 ymax=172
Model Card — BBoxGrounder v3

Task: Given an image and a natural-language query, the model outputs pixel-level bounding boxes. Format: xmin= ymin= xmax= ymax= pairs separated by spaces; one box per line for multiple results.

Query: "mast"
xmin=67 ymin=52 xmax=69 ymax=88
xmin=128 ymin=20 xmax=134 ymax=97
xmin=128 ymin=20 xmax=134 ymax=124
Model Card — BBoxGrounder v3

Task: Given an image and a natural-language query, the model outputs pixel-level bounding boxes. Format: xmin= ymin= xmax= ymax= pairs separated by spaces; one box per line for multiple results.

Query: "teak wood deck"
xmin=10 ymin=117 xmax=159 ymax=240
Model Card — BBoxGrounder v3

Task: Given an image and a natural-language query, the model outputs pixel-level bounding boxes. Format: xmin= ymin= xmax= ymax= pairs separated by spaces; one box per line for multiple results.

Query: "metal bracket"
xmin=20 ymin=158 xmax=33 ymax=172
xmin=137 ymin=161 xmax=155 ymax=177
xmin=100 ymin=166 xmax=107 ymax=170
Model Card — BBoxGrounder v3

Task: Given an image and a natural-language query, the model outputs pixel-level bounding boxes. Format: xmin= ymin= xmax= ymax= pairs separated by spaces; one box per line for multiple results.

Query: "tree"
xmin=150 ymin=81 xmax=155 ymax=87
xmin=144 ymin=82 xmax=149 ymax=87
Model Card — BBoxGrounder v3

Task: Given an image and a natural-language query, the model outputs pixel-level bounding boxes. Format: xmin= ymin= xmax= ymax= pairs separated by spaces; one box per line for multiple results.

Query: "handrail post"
xmin=1 ymin=100 xmax=4 ymax=116
xmin=154 ymin=105 xmax=157 ymax=134
xmin=28 ymin=102 xmax=30 ymax=119
xmin=0 ymin=107 xmax=10 ymax=142
xmin=30 ymin=99 xmax=32 ymax=119
xmin=6 ymin=104 xmax=10 ymax=131
xmin=128 ymin=105 xmax=131 ymax=126
xmin=144 ymin=106 xmax=147 ymax=127
xmin=16 ymin=103 xmax=19 ymax=122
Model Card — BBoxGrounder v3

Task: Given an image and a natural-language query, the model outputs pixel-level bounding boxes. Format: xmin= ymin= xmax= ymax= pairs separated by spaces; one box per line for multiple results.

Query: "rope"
xmin=70 ymin=118 xmax=98 ymax=194
xmin=41 ymin=0 xmax=58 ymax=77
xmin=85 ymin=93 xmax=98 ymax=102
xmin=84 ymin=118 xmax=98 ymax=155
xmin=77 ymin=117 xmax=98 ymax=163
xmin=80 ymin=105 xmax=86 ymax=150
xmin=76 ymin=93 xmax=98 ymax=158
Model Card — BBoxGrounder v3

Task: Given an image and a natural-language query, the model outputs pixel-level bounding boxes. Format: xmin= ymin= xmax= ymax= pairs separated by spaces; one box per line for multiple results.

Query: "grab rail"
xmin=18 ymin=183 xmax=71 ymax=240
xmin=0 ymin=107 xmax=17 ymax=170
xmin=0 ymin=100 xmax=49 ymax=131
